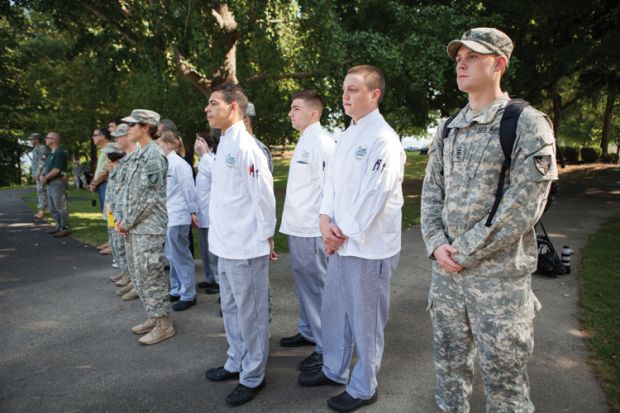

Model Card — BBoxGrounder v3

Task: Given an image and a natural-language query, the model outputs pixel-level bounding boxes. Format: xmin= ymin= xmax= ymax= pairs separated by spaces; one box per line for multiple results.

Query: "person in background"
xmin=158 ymin=131 xmax=199 ymax=311
xmin=89 ymin=127 xmax=114 ymax=256
xmin=194 ymin=129 xmax=221 ymax=295
xmin=244 ymin=102 xmax=273 ymax=173
xmin=40 ymin=132 xmax=71 ymax=238
xmin=30 ymin=133 xmax=50 ymax=220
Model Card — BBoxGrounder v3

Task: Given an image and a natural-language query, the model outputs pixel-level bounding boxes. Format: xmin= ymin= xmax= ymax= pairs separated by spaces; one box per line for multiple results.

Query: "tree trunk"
xmin=600 ymin=83 xmax=616 ymax=155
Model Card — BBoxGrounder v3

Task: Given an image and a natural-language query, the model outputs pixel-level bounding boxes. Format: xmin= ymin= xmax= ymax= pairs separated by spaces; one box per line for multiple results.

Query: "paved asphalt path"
xmin=1 ymin=167 xmax=618 ymax=412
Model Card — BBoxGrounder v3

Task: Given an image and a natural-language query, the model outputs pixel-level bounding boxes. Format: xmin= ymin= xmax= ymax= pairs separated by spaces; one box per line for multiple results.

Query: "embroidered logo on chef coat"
xmin=297 ymin=150 xmax=310 ymax=164
xmin=225 ymin=153 xmax=236 ymax=167
xmin=372 ymin=158 xmax=386 ymax=172
xmin=354 ymin=146 xmax=368 ymax=160
xmin=249 ymin=163 xmax=259 ymax=178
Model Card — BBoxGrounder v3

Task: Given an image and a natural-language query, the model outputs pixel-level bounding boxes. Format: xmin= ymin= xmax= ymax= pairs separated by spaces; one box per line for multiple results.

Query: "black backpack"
xmin=442 ymin=99 xmax=561 ymax=227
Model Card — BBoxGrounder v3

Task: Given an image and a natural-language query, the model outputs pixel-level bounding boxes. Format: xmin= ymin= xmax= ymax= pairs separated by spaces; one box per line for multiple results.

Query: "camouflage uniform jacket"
xmin=421 ymin=94 xmax=558 ymax=277
xmin=117 ymin=141 xmax=168 ymax=235
xmin=31 ymin=144 xmax=50 ymax=177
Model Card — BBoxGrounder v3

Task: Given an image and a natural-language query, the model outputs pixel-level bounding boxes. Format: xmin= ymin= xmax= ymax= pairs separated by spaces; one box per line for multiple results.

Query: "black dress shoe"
xmin=197 ymin=281 xmax=210 ymax=288
xmin=205 ymin=366 xmax=239 ymax=382
xmin=205 ymin=285 xmax=220 ymax=294
xmin=280 ymin=333 xmax=315 ymax=347
xmin=172 ymin=297 xmax=196 ymax=311
xmin=327 ymin=390 xmax=378 ymax=412
xmin=225 ymin=380 xmax=265 ymax=406
xmin=299 ymin=351 xmax=323 ymax=371
xmin=298 ymin=370 xmax=342 ymax=387
xmin=169 ymin=294 xmax=181 ymax=302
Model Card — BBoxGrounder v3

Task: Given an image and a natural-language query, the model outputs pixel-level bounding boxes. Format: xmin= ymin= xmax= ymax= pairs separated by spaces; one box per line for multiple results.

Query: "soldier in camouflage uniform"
xmin=421 ymin=28 xmax=558 ymax=413
xmin=115 ymin=109 xmax=174 ymax=346
xmin=106 ymin=124 xmax=138 ymax=301
xmin=30 ymin=133 xmax=50 ymax=219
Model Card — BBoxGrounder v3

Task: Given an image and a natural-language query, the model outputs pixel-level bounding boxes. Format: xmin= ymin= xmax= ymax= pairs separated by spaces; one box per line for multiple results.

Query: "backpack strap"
xmin=442 ymin=113 xmax=459 ymax=140
xmin=485 ymin=99 xmax=528 ymax=227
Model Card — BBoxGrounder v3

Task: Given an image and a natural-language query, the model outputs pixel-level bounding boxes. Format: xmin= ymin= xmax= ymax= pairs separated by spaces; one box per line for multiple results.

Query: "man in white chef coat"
xmin=279 ymin=90 xmax=335 ymax=372
xmin=298 ymin=65 xmax=405 ymax=413
xmin=203 ymin=83 xmax=277 ymax=407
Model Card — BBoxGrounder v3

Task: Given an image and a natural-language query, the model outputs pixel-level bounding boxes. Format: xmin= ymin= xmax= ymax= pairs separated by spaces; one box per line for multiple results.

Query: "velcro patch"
xmin=534 ymin=155 xmax=552 ymax=175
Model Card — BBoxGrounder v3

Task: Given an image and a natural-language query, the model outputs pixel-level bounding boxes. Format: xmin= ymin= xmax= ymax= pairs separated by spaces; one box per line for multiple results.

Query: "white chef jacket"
xmin=195 ymin=152 xmax=215 ymax=228
xmin=165 ymin=151 xmax=198 ymax=227
xmin=319 ymin=109 xmax=405 ymax=259
xmin=280 ymin=122 xmax=335 ymax=237
xmin=209 ymin=120 xmax=276 ymax=260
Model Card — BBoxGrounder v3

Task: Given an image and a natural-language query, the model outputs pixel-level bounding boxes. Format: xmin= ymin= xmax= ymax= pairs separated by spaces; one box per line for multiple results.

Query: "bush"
xmin=560 ymin=146 xmax=580 ymax=163
xmin=600 ymin=153 xmax=619 ymax=164
xmin=581 ymin=147 xmax=602 ymax=163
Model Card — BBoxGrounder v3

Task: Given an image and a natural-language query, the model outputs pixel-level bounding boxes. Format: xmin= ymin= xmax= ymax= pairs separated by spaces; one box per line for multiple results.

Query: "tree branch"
xmin=170 ymin=44 xmax=213 ymax=97
xmin=246 ymin=71 xmax=320 ymax=83
xmin=80 ymin=0 xmax=139 ymax=48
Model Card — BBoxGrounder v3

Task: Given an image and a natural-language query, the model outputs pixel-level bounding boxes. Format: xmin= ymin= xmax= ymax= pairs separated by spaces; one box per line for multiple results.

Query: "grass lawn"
xmin=578 ymin=214 xmax=620 ymax=413
xmin=21 ymin=150 xmax=431 ymax=254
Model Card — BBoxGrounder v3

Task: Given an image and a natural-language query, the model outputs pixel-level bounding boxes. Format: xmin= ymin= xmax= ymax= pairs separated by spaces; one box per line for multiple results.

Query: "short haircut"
xmin=109 ymin=117 xmax=123 ymax=126
xmin=95 ymin=127 xmax=111 ymax=140
xmin=159 ymin=131 xmax=180 ymax=150
xmin=291 ymin=90 xmax=324 ymax=114
xmin=347 ymin=65 xmax=385 ymax=103
xmin=159 ymin=118 xmax=179 ymax=134
xmin=47 ymin=132 xmax=61 ymax=141
xmin=211 ymin=83 xmax=248 ymax=115
xmin=30 ymin=133 xmax=43 ymax=142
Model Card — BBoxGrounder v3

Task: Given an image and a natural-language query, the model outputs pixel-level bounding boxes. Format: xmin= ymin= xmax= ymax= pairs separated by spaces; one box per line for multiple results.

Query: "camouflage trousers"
xmin=35 ymin=180 xmax=47 ymax=210
xmin=109 ymin=229 xmax=127 ymax=274
xmin=125 ymin=233 xmax=171 ymax=318
xmin=428 ymin=266 xmax=538 ymax=413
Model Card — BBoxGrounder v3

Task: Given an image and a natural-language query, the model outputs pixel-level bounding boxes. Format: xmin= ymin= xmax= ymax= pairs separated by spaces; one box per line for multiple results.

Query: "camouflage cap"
xmin=447 ymin=27 xmax=513 ymax=64
xmin=103 ymin=142 xmax=120 ymax=154
xmin=245 ymin=102 xmax=256 ymax=118
xmin=29 ymin=132 xmax=43 ymax=140
xmin=122 ymin=109 xmax=161 ymax=126
xmin=111 ymin=123 xmax=129 ymax=138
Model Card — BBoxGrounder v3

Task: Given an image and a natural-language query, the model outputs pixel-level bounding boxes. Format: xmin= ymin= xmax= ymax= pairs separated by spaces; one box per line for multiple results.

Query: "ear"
xmin=229 ymin=101 xmax=238 ymax=113
xmin=372 ymin=88 xmax=382 ymax=102
xmin=495 ymin=55 xmax=507 ymax=73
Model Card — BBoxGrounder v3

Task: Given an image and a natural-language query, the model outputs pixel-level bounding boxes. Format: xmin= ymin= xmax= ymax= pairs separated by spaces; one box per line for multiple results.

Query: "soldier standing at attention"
xmin=107 ymin=124 xmax=138 ymax=300
xmin=30 ymin=133 xmax=49 ymax=220
xmin=298 ymin=65 xmax=405 ymax=413
xmin=279 ymin=90 xmax=335 ymax=373
xmin=421 ymin=28 xmax=558 ymax=413
xmin=204 ymin=83 xmax=276 ymax=407
xmin=116 ymin=109 xmax=175 ymax=346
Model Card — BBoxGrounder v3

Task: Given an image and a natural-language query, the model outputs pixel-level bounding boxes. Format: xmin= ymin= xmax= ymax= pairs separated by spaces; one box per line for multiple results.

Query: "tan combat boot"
xmin=33 ymin=209 xmax=45 ymax=219
xmin=132 ymin=318 xmax=156 ymax=335
xmin=110 ymin=272 xmax=125 ymax=282
xmin=139 ymin=316 xmax=175 ymax=345
xmin=114 ymin=273 xmax=130 ymax=287
xmin=117 ymin=282 xmax=134 ymax=296
xmin=122 ymin=289 xmax=139 ymax=301
xmin=100 ymin=246 xmax=112 ymax=255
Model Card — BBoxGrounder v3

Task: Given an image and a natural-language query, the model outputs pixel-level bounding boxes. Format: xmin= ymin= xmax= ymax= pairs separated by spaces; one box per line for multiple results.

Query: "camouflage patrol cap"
xmin=103 ymin=143 xmax=120 ymax=154
xmin=122 ymin=109 xmax=161 ymax=126
xmin=29 ymin=132 xmax=43 ymax=140
xmin=111 ymin=123 xmax=129 ymax=138
xmin=245 ymin=102 xmax=256 ymax=118
xmin=447 ymin=28 xmax=513 ymax=64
